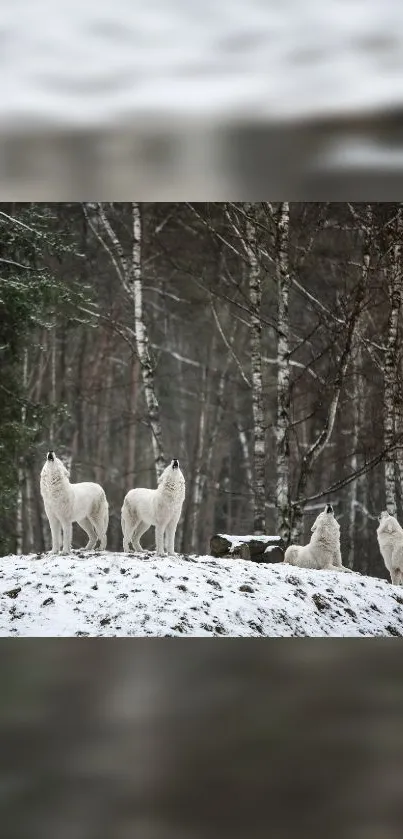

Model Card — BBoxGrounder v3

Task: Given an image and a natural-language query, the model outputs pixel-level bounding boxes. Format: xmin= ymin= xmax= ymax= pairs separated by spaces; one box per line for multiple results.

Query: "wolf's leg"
xmin=391 ymin=568 xmax=402 ymax=585
xmin=155 ymin=525 xmax=166 ymax=556
xmin=78 ymin=517 xmax=97 ymax=550
xmin=165 ymin=518 xmax=179 ymax=556
xmin=132 ymin=521 xmax=149 ymax=552
xmin=88 ymin=513 xmax=104 ymax=550
xmin=61 ymin=521 xmax=73 ymax=554
xmin=47 ymin=513 xmax=62 ymax=553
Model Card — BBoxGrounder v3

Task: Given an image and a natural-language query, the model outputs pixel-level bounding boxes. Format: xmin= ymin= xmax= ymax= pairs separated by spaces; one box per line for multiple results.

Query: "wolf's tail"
xmin=97 ymin=490 xmax=109 ymax=550
xmin=121 ymin=495 xmax=139 ymax=551
xmin=284 ymin=545 xmax=299 ymax=564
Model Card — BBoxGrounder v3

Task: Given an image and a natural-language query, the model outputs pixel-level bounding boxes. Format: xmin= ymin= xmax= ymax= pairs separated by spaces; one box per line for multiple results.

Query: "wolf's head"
xmin=43 ymin=451 xmax=69 ymax=479
xmin=311 ymin=504 xmax=339 ymax=534
xmin=157 ymin=459 xmax=185 ymax=490
xmin=377 ymin=511 xmax=402 ymax=537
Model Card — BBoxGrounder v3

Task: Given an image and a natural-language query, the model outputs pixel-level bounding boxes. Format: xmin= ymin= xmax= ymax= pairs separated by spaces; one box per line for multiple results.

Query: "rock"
xmin=240 ymin=543 xmax=284 ymax=564
xmin=4 ymin=586 xmax=21 ymax=599
xmin=42 ymin=597 xmax=54 ymax=607
xmin=210 ymin=534 xmax=284 ymax=564
xmin=312 ymin=593 xmax=330 ymax=612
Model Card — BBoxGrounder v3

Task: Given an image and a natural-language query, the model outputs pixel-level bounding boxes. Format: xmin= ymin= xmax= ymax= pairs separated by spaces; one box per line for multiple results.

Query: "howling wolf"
xmin=284 ymin=504 xmax=352 ymax=572
xmin=121 ymin=459 xmax=185 ymax=555
xmin=377 ymin=511 xmax=403 ymax=585
xmin=40 ymin=451 xmax=109 ymax=554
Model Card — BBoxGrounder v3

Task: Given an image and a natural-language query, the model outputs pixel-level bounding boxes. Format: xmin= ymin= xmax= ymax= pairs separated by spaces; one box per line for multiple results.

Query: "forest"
xmin=1 ymin=201 xmax=402 ymax=577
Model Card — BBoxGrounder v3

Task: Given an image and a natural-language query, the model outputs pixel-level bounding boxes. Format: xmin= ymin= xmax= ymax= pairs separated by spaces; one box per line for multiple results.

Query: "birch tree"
xmin=383 ymin=204 xmax=403 ymax=514
xmin=347 ymin=204 xmax=372 ymax=568
xmin=275 ymin=202 xmax=291 ymax=544
xmin=245 ymin=204 xmax=266 ymax=534
xmin=85 ymin=202 xmax=165 ymax=480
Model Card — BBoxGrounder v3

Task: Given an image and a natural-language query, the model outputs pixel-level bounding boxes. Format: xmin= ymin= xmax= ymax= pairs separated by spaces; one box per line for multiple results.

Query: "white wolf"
xmin=284 ymin=504 xmax=352 ymax=572
xmin=121 ymin=459 xmax=185 ymax=555
xmin=376 ymin=511 xmax=403 ymax=585
xmin=40 ymin=451 xmax=109 ymax=554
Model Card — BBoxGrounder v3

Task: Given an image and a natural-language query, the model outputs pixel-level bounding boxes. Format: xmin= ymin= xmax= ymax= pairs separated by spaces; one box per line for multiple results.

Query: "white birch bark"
xmin=131 ymin=202 xmax=165 ymax=478
xmin=245 ymin=205 xmax=265 ymax=534
xmin=347 ymin=343 xmax=362 ymax=569
xmin=348 ymin=204 xmax=372 ymax=568
xmin=384 ymin=205 xmax=403 ymax=514
xmin=238 ymin=424 xmax=253 ymax=492
xmin=275 ymin=202 xmax=291 ymax=544
xmin=87 ymin=202 xmax=165 ymax=481
xmin=127 ymin=356 xmax=140 ymax=492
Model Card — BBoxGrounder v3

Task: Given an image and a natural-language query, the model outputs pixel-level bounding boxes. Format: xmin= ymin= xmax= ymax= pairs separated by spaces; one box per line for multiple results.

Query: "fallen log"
xmin=210 ymin=534 xmax=284 ymax=564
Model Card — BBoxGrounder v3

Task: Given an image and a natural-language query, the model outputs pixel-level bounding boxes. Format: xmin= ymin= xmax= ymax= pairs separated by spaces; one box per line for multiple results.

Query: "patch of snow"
xmin=0 ymin=550 xmax=400 ymax=637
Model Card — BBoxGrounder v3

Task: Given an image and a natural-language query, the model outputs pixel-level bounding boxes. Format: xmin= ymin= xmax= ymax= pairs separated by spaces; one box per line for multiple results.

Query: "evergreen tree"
xmin=0 ymin=203 xmax=91 ymax=554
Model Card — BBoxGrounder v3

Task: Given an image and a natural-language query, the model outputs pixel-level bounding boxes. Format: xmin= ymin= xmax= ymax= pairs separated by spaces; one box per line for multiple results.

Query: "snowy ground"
xmin=0 ymin=550 xmax=401 ymax=637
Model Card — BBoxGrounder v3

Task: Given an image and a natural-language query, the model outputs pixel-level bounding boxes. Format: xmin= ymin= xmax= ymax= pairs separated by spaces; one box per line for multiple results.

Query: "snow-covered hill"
xmin=0 ymin=551 xmax=401 ymax=637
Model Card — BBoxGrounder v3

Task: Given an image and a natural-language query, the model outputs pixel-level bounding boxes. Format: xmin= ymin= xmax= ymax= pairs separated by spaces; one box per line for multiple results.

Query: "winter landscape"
xmin=2 ymin=201 xmax=403 ymax=636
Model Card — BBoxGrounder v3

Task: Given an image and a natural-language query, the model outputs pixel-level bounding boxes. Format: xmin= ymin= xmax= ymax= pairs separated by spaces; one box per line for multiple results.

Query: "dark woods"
xmin=1 ymin=202 xmax=402 ymax=576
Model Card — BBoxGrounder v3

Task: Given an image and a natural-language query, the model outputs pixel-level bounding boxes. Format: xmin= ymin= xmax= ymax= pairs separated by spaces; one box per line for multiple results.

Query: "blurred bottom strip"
xmin=0 ymin=640 xmax=402 ymax=839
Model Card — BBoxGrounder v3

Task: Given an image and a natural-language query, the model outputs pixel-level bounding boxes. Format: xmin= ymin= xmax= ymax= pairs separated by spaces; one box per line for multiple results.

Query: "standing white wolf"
xmin=121 ymin=459 xmax=185 ymax=555
xmin=284 ymin=504 xmax=352 ymax=572
xmin=40 ymin=451 xmax=109 ymax=554
xmin=376 ymin=511 xmax=403 ymax=585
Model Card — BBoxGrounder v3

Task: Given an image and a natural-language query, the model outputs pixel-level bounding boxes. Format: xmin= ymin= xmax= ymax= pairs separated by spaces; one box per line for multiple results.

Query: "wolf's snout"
xmin=326 ymin=504 xmax=333 ymax=514
xmin=172 ymin=459 xmax=179 ymax=469
xmin=47 ymin=451 xmax=54 ymax=462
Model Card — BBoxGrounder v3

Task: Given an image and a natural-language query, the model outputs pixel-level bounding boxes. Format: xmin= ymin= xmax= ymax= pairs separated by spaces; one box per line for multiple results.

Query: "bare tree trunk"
xmin=245 ymin=205 xmax=265 ymax=534
xmin=384 ymin=206 xmax=403 ymax=514
xmin=131 ymin=202 xmax=165 ymax=478
xmin=25 ymin=470 xmax=35 ymax=553
xmin=71 ymin=331 xmax=87 ymax=467
xmin=16 ymin=349 xmax=28 ymax=555
xmin=127 ymin=355 xmax=140 ymax=492
xmin=348 ymin=205 xmax=372 ymax=568
xmin=49 ymin=317 xmax=57 ymax=446
xmin=95 ymin=356 xmax=113 ymax=486
xmin=275 ymin=202 xmax=291 ymax=545
xmin=348 ymin=343 xmax=363 ymax=569
xmin=190 ymin=366 xmax=208 ymax=553
xmin=238 ymin=423 xmax=253 ymax=494
xmin=86 ymin=202 xmax=165 ymax=482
